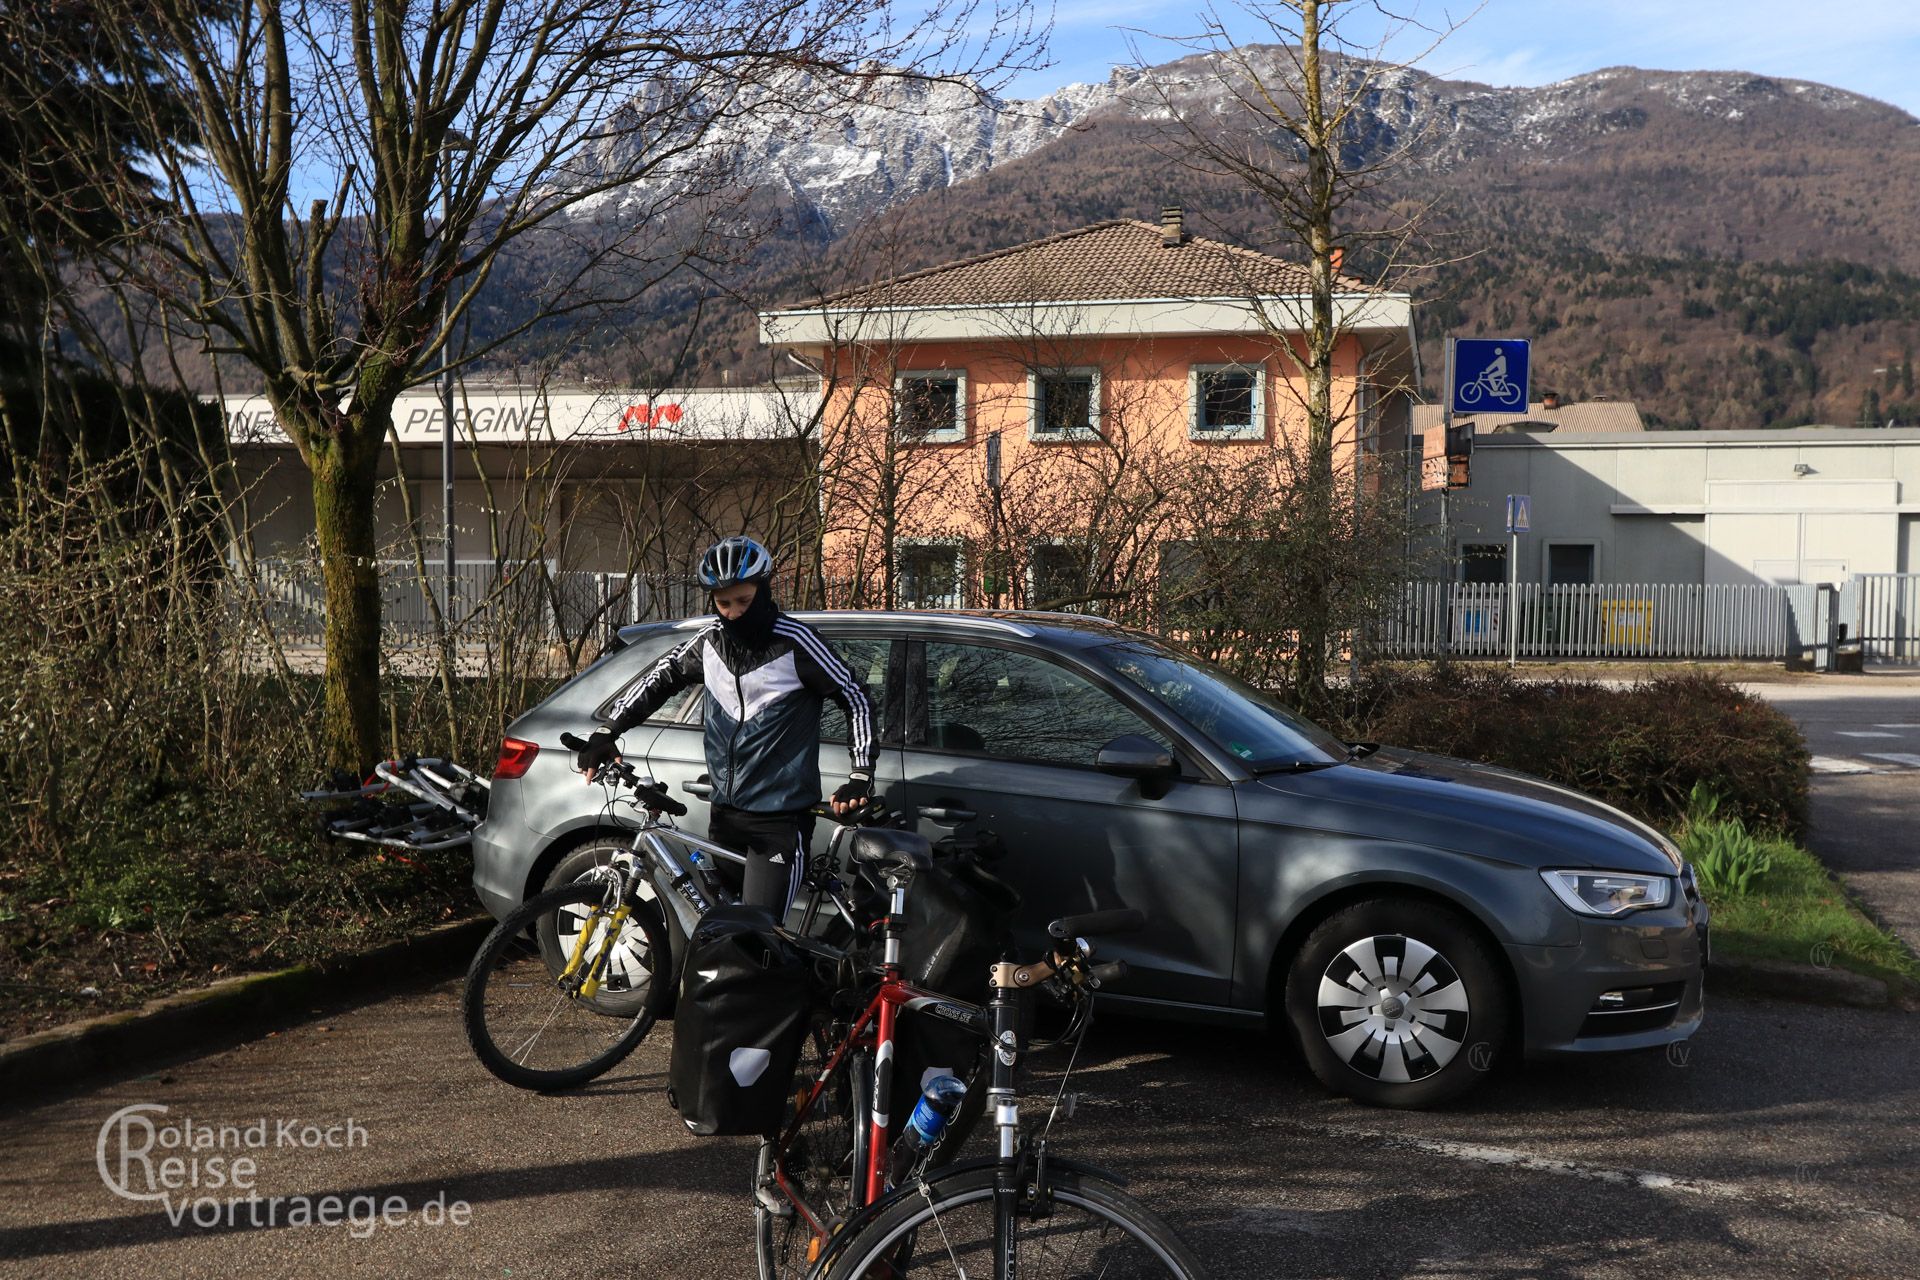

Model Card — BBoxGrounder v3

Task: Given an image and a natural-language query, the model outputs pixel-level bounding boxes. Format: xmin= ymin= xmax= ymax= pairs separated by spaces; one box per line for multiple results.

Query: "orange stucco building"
xmin=760 ymin=210 xmax=1416 ymax=612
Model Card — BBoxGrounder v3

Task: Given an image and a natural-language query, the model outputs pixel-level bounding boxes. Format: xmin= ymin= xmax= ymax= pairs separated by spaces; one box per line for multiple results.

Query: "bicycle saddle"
xmin=848 ymin=828 xmax=933 ymax=873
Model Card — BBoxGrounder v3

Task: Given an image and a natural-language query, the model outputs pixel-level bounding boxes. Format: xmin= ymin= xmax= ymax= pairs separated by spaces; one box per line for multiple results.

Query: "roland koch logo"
xmin=97 ymin=1103 xmax=472 ymax=1235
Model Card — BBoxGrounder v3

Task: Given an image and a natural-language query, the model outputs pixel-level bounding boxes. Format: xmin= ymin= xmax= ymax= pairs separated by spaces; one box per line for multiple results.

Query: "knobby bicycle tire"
xmin=822 ymin=1164 xmax=1208 ymax=1280
xmin=463 ymin=880 xmax=670 ymax=1091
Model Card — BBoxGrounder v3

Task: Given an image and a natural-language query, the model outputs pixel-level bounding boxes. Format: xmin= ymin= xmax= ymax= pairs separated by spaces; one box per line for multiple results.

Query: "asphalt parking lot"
xmin=1 ymin=971 xmax=1915 ymax=1279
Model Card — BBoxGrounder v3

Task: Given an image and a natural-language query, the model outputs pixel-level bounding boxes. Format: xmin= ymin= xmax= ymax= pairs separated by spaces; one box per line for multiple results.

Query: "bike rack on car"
xmin=300 ymin=755 xmax=491 ymax=854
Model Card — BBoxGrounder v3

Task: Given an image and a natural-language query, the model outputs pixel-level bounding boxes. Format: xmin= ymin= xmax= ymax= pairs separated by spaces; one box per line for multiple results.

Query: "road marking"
xmin=1372 ymin=1132 xmax=1748 ymax=1200
xmin=1244 ymin=1115 xmax=1915 ymax=1228
xmin=1811 ymin=756 xmax=1874 ymax=774
xmin=1864 ymin=753 xmax=1920 ymax=768
xmin=1837 ymin=731 xmax=1901 ymax=738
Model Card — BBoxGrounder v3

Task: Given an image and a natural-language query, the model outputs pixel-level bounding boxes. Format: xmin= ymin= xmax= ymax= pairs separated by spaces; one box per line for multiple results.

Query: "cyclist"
xmin=1482 ymin=346 xmax=1509 ymax=393
xmin=574 ymin=535 xmax=875 ymax=918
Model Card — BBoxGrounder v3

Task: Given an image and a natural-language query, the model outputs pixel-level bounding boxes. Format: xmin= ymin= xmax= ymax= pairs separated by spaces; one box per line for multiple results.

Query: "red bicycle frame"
xmin=770 ymin=879 xmax=988 ymax=1241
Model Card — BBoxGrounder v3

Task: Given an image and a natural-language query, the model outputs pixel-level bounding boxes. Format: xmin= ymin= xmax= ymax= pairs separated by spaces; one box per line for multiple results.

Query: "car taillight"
xmin=495 ymin=737 xmax=539 ymax=780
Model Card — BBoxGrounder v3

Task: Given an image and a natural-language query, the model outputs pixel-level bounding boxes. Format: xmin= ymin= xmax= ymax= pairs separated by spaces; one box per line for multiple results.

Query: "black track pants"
xmin=707 ymin=804 xmax=815 ymax=919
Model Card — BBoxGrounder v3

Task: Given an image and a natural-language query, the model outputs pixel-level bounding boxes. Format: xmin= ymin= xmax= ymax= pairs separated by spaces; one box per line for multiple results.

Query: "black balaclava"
xmin=719 ymin=578 xmax=778 ymax=645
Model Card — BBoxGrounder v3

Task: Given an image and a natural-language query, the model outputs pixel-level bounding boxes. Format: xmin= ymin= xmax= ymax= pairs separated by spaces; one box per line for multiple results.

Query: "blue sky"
xmin=1009 ymin=0 xmax=1920 ymax=117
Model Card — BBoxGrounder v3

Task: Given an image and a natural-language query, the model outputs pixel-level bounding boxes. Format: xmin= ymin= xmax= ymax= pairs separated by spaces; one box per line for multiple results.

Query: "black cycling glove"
xmin=831 ymin=772 xmax=873 ymax=809
xmin=576 ymin=727 xmax=620 ymax=772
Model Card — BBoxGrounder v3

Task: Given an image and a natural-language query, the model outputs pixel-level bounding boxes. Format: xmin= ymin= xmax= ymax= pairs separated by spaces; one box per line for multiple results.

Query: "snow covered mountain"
xmin=569 ymin=48 xmax=1916 ymax=242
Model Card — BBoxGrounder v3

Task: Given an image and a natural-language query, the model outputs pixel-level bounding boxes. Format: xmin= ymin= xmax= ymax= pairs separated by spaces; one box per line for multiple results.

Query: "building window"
xmin=1157 ymin=539 xmax=1224 ymax=623
xmin=897 ymin=541 xmax=964 ymax=609
xmin=1190 ymin=364 xmax=1264 ymax=438
xmin=1028 ymin=368 xmax=1100 ymax=438
xmin=1028 ymin=542 xmax=1088 ymax=610
xmin=1461 ymin=543 xmax=1507 ymax=584
xmin=1546 ymin=543 xmax=1597 ymax=585
xmin=894 ymin=370 xmax=965 ymax=442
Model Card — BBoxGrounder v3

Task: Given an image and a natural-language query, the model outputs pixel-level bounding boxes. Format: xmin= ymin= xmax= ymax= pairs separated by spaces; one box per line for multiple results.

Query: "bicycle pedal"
xmin=754 ymin=1184 xmax=794 ymax=1217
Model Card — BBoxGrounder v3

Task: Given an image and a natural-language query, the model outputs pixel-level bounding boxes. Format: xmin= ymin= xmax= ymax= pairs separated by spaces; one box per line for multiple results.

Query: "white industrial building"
xmin=1414 ymin=408 xmax=1920 ymax=588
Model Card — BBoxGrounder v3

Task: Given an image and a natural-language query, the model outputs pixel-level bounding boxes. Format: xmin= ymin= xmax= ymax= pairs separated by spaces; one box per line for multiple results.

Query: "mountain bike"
xmin=754 ymin=834 xmax=1204 ymax=1280
xmin=462 ymin=733 xmax=894 ymax=1091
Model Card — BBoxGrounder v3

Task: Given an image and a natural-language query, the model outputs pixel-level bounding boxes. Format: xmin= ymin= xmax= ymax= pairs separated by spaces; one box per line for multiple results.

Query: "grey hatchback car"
xmin=473 ymin=610 xmax=1708 ymax=1108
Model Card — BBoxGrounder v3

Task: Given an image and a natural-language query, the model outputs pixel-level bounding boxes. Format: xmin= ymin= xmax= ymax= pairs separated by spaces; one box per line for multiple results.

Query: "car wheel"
xmin=543 ymin=837 xmax=646 ymax=895
xmin=1285 ymin=898 xmax=1509 ymax=1109
xmin=540 ymin=837 xmax=674 ymax=1017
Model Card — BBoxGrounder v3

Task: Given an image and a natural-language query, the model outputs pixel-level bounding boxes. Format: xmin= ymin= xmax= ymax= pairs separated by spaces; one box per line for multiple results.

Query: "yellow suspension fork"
xmin=559 ymin=901 xmax=632 ymax=999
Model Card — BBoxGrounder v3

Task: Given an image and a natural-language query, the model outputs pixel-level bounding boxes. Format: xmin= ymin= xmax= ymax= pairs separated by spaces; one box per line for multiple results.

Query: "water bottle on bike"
xmin=888 ymin=1074 xmax=969 ymax=1185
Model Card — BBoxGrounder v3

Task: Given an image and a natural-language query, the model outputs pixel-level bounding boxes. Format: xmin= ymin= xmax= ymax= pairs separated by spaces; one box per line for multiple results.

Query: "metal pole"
xmin=1508 ymin=527 xmax=1518 ymax=668
xmin=1438 ymin=338 xmax=1454 ymax=657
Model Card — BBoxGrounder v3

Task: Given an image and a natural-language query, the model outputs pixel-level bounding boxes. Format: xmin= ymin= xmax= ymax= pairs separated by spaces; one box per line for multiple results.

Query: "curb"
xmin=1708 ymin=956 xmax=1907 ymax=1009
xmin=0 ymin=916 xmax=492 ymax=1100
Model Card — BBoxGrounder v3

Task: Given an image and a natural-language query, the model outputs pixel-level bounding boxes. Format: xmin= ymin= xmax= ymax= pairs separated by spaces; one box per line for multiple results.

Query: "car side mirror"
xmin=1096 ymin=734 xmax=1178 ymax=797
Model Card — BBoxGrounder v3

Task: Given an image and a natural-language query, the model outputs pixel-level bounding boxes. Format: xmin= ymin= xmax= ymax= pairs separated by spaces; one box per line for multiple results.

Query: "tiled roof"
xmin=779 ymin=219 xmax=1375 ymax=311
xmin=1412 ymin=401 xmax=1647 ymax=434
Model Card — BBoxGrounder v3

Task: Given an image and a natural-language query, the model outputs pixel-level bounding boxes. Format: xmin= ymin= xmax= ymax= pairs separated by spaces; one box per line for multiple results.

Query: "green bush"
xmin=1323 ymin=665 xmax=1809 ymax=835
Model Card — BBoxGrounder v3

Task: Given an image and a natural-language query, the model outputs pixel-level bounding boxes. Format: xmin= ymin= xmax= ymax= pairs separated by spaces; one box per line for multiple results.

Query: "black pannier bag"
xmin=897 ymin=851 xmax=1021 ymax=1000
xmin=668 ymin=905 xmax=812 ymax=1136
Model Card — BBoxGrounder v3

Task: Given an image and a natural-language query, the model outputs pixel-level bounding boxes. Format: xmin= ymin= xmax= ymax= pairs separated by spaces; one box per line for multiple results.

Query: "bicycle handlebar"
xmin=559 ymin=732 xmax=688 ymax=816
xmin=807 ymin=797 xmax=895 ymax=827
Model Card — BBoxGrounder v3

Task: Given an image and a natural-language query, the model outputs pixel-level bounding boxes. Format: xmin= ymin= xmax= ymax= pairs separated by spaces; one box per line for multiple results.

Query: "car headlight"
xmin=1541 ymin=870 xmax=1672 ymax=917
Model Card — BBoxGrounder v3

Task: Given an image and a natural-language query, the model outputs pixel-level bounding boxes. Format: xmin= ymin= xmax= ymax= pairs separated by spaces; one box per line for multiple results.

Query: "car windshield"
xmin=1093 ymin=640 xmax=1348 ymax=770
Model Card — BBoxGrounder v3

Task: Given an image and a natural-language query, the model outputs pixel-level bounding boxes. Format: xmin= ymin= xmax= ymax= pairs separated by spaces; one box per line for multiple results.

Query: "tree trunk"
xmin=311 ymin=430 xmax=384 ymax=772
xmin=1292 ymin=0 xmax=1336 ymax=709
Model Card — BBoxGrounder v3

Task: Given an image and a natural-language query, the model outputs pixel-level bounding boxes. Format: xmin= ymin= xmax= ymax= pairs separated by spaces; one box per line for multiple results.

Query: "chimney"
xmin=1329 ymin=247 xmax=1344 ymax=277
xmin=1542 ymin=390 xmax=1561 ymax=410
xmin=1160 ymin=204 xmax=1185 ymax=247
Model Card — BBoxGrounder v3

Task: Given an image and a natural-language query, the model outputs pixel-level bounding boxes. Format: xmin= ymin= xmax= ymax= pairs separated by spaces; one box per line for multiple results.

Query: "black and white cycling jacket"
xmin=604 ymin=613 xmax=875 ymax=813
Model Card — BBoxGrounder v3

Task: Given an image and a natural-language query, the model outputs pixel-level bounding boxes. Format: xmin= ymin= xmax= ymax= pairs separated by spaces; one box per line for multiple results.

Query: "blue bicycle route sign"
xmin=1450 ymin=338 xmax=1530 ymax=415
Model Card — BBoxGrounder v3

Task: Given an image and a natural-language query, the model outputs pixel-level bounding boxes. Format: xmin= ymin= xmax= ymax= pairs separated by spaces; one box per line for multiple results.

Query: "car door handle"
xmin=918 ymin=805 xmax=976 ymax=824
xmin=682 ymin=778 xmax=714 ymax=798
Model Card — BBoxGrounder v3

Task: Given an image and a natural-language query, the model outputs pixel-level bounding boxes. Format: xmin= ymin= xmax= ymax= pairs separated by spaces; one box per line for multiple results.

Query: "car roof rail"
xmin=619 ymin=609 xmax=1123 ymax=642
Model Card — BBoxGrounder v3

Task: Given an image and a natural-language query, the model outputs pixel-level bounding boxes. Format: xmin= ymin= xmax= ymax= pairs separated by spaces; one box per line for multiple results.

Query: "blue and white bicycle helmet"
xmin=698 ymin=535 xmax=774 ymax=589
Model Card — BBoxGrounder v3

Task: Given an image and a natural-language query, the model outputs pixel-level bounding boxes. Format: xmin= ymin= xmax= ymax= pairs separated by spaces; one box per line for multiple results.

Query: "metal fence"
xmin=1850 ymin=573 xmax=1920 ymax=664
xmin=236 ymin=560 xmax=1920 ymax=666
xmin=233 ymin=557 xmax=705 ymax=647
xmin=1375 ymin=581 xmax=1795 ymax=661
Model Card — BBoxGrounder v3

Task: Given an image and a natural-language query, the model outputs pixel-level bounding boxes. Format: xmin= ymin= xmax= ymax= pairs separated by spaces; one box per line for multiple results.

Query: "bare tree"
xmin=67 ymin=0 xmax=1040 ymax=769
xmin=1140 ymin=1 xmax=1453 ymax=703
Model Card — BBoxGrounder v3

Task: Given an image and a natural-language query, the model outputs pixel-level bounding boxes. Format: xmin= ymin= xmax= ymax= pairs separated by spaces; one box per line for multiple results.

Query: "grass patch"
xmin=1704 ymin=837 xmax=1920 ymax=988
xmin=1675 ymin=790 xmax=1919 ymax=990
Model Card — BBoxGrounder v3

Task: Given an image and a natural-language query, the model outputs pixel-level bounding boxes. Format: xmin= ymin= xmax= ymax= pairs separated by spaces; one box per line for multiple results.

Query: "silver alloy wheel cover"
xmin=1315 ymin=933 xmax=1470 ymax=1084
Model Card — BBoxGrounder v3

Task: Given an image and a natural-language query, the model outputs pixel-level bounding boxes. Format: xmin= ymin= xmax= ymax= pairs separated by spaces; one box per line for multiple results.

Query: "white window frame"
xmin=1188 ymin=362 xmax=1266 ymax=440
xmin=893 ymin=369 xmax=967 ymax=443
xmin=1027 ymin=367 xmax=1102 ymax=441
xmin=895 ymin=538 xmax=966 ymax=610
